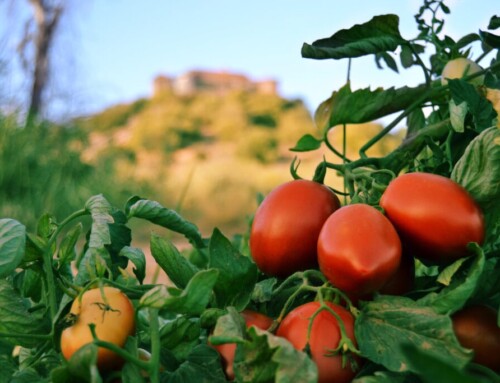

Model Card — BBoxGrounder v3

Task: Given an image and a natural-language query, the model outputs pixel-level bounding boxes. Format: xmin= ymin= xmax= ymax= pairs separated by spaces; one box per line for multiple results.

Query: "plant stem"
xmin=149 ymin=308 xmax=161 ymax=383
xmin=43 ymin=209 xmax=88 ymax=322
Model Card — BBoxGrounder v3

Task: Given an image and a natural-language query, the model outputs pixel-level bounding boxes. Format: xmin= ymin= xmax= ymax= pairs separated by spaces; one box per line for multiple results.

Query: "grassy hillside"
xmin=0 ymin=86 xmax=403 ymax=241
xmin=76 ymin=88 xmax=403 ymax=238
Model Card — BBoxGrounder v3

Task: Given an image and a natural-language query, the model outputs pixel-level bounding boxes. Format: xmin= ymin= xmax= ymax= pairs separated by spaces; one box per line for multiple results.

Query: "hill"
xmin=76 ymin=76 xmax=403 ymax=238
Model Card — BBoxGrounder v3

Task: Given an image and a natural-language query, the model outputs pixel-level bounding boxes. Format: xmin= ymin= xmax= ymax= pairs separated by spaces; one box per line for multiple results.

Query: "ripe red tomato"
xmin=452 ymin=305 xmax=500 ymax=372
xmin=276 ymin=301 xmax=359 ymax=383
xmin=250 ymin=179 xmax=340 ymax=277
xmin=317 ymin=204 xmax=402 ymax=296
xmin=60 ymin=287 xmax=136 ymax=371
xmin=380 ymin=172 xmax=484 ymax=263
xmin=213 ymin=310 xmax=274 ymax=380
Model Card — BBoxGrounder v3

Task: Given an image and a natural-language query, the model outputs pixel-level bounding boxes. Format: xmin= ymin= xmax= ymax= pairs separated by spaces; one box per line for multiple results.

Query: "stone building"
xmin=152 ymin=70 xmax=278 ymax=97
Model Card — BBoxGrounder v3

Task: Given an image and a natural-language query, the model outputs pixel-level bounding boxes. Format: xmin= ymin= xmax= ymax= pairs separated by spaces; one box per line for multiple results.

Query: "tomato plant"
xmin=212 ymin=310 xmax=274 ymax=380
xmin=276 ymin=301 xmax=359 ymax=383
xmin=441 ymin=57 xmax=484 ymax=86
xmin=60 ymin=286 xmax=136 ymax=371
xmin=250 ymin=179 xmax=340 ymax=277
xmin=0 ymin=1 xmax=499 ymax=382
xmin=452 ymin=305 xmax=500 ymax=373
xmin=318 ymin=203 xmax=402 ymax=296
xmin=380 ymin=172 xmax=485 ymax=263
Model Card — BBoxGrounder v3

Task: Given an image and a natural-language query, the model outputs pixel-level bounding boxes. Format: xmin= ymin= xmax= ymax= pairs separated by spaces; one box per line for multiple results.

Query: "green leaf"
xmin=121 ymin=337 xmax=146 ymax=383
xmin=449 ymin=99 xmax=467 ymax=133
xmin=36 ymin=213 xmax=57 ymax=239
xmin=456 ymin=33 xmax=481 ymax=50
xmin=302 ymin=14 xmax=405 ymax=60
xmin=448 ymin=79 xmax=497 ymax=132
xmin=488 ymin=15 xmax=500 ymax=30
xmin=150 ymin=234 xmax=199 ymax=289
xmin=84 ymin=194 xmax=113 ymax=249
xmin=235 ymin=327 xmax=318 ymax=383
xmin=140 ymin=269 xmax=218 ymax=315
xmin=0 ymin=219 xmax=26 ymax=278
xmin=436 ymin=257 xmax=468 ymax=286
xmin=400 ymin=344 xmax=481 ymax=383
xmin=209 ymin=307 xmax=247 ymax=345
xmin=57 ymin=223 xmax=82 ymax=265
xmin=356 ymin=295 xmax=472 ymax=374
xmin=126 ymin=197 xmax=204 ymax=248
xmin=119 ymin=246 xmax=146 ymax=284
xmin=376 ymin=51 xmax=399 ymax=73
xmin=400 ymin=44 xmax=415 ymax=69
xmin=66 ymin=343 xmax=102 ymax=383
xmin=208 ymin=229 xmax=258 ymax=310
xmin=406 ymin=108 xmax=425 ymax=137
xmin=479 ymin=30 xmax=500 ymax=48
xmin=290 ymin=134 xmax=322 ymax=152
xmin=321 ymin=82 xmax=430 ymax=129
xmin=451 ymin=127 xmax=500 ymax=252
xmin=160 ymin=315 xmax=202 ymax=361
xmin=417 ymin=247 xmax=485 ymax=314
xmin=0 ymin=280 xmax=50 ymax=348
xmin=165 ymin=344 xmax=226 ymax=383
xmin=9 ymin=368 xmax=45 ymax=383
xmin=353 ymin=371 xmax=418 ymax=383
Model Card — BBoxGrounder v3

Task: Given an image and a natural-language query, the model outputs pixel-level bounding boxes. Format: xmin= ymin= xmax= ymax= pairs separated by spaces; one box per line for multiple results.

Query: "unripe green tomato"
xmin=441 ymin=57 xmax=483 ymax=86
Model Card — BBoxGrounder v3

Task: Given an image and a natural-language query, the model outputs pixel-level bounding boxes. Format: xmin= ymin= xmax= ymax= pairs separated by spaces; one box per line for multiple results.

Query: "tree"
xmin=17 ymin=0 xmax=64 ymax=119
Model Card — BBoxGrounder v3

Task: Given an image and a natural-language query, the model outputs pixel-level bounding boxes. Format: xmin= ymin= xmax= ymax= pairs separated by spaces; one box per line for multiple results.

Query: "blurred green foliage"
xmin=0 ymin=86 xmax=402 ymax=238
xmin=0 ymin=115 xmax=149 ymax=230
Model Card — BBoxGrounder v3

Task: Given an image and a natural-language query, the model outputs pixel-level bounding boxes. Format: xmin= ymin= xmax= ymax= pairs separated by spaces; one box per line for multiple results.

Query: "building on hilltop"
xmin=152 ymin=70 xmax=277 ymax=97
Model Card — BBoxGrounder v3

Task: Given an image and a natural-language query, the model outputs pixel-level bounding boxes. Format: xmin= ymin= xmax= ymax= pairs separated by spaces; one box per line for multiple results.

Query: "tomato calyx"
xmin=306 ymin=292 xmax=361 ymax=370
xmin=92 ymin=301 xmax=122 ymax=323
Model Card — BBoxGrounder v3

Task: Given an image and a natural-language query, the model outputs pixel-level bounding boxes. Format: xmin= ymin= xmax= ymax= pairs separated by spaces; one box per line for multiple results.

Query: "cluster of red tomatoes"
xmin=244 ymin=172 xmax=491 ymax=382
xmin=59 ymin=172 xmax=497 ymax=382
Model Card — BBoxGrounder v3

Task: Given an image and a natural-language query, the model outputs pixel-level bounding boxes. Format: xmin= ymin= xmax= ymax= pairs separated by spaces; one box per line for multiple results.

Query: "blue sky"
xmin=1 ymin=1 xmax=498 ymax=119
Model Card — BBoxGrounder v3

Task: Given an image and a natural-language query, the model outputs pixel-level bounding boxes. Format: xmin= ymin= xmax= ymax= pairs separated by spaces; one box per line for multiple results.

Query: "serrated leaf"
xmin=302 ymin=14 xmax=405 ymax=60
xmin=160 ymin=315 xmax=202 ymax=361
xmin=208 ymin=229 xmax=258 ymax=310
xmin=0 ymin=280 xmax=50 ymax=348
xmin=290 ymin=134 xmax=322 ymax=152
xmin=417 ymin=247 xmax=485 ymax=315
xmin=36 ymin=213 xmax=57 ymax=239
xmin=235 ymin=327 xmax=318 ymax=383
xmin=0 ymin=219 xmax=26 ymax=278
xmin=126 ymin=198 xmax=204 ymax=248
xmin=356 ymin=296 xmax=472 ymax=374
xmin=84 ymin=195 xmax=113 ymax=249
xmin=58 ymin=223 xmax=82 ymax=265
xmin=448 ymin=79 xmax=497 ymax=132
xmin=400 ymin=344 xmax=479 ymax=383
xmin=400 ymin=44 xmax=414 ymax=68
xmin=377 ymin=51 xmax=399 ymax=73
xmin=140 ymin=269 xmax=218 ymax=315
xmin=456 ymin=33 xmax=481 ymax=50
xmin=436 ymin=257 xmax=468 ymax=286
xmin=449 ymin=99 xmax=467 ymax=132
xmin=451 ymin=127 xmax=500 ymax=251
xmin=166 ymin=344 xmax=226 ymax=383
xmin=488 ymin=15 xmax=500 ymax=30
xmin=406 ymin=108 xmax=425 ymax=136
xmin=479 ymin=30 xmax=500 ymax=48
xmin=321 ymin=82 xmax=430 ymax=129
xmin=119 ymin=246 xmax=146 ymax=284
xmin=353 ymin=371 xmax=417 ymax=383
xmin=150 ymin=234 xmax=199 ymax=289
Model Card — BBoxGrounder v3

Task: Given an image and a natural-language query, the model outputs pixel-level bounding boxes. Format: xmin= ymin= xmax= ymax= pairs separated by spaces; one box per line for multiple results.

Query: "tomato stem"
xmin=43 ymin=209 xmax=88 ymax=324
xmin=148 ymin=308 xmax=161 ymax=383
xmin=88 ymin=324 xmax=150 ymax=370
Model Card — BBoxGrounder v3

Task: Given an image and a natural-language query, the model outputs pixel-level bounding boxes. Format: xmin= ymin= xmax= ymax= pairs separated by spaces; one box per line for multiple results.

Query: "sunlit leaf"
xmin=302 ymin=15 xmax=405 ymax=60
